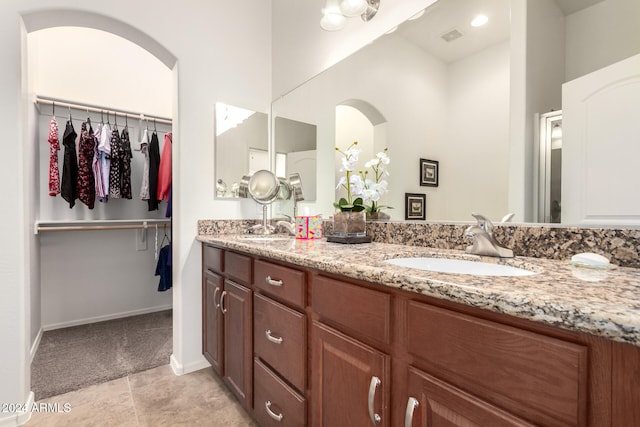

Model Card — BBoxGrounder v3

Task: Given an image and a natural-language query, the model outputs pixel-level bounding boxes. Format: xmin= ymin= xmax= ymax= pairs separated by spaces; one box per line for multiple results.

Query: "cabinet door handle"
xmin=265 ymin=275 xmax=283 ymax=287
xmin=404 ymin=397 xmax=419 ymax=427
xmin=219 ymin=291 xmax=227 ymax=314
xmin=368 ymin=376 xmax=381 ymax=425
xmin=265 ymin=400 xmax=283 ymax=422
xmin=265 ymin=329 xmax=283 ymax=344
xmin=213 ymin=286 xmax=220 ymax=309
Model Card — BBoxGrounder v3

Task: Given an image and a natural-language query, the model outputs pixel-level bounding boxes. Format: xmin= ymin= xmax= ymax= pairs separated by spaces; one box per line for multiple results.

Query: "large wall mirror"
xmin=274 ymin=117 xmax=318 ymax=201
xmin=215 ymin=102 xmax=268 ymax=198
xmin=271 ymin=0 xmax=640 ymax=225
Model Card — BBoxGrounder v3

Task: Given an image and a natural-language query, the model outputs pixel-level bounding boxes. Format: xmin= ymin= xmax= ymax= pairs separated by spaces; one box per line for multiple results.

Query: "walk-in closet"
xmin=27 ymin=26 xmax=175 ymax=399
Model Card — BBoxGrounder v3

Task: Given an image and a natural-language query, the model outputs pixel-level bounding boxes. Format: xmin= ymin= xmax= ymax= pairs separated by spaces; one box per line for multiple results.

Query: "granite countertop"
xmin=196 ymin=234 xmax=640 ymax=347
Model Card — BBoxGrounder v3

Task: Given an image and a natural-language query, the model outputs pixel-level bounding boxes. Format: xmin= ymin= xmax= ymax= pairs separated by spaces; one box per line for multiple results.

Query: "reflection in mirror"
xmin=271 ymin=0 xmax=640 ymax=226
xmin=215 ymin=102 xmax=268 ymax=198
xmin=274 ymin=117 xmax=317 ymax=200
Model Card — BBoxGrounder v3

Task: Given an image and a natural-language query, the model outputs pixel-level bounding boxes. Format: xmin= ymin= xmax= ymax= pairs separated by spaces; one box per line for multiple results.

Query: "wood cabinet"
xmin=202 ymin=270 xmax=223 ymax=376
xmin=201 ymin=243 xmax=640 ymax=426
xmin=404 ymin=366 xmax=534 ymax=427
xmin=252 ymin=259 xmax=308 ymax=424
xmin=222 ymin=279 xmax=252 ymax=408
xmin=311 ymin=321 xmax=390 ymax=427
xmin=201 ymin=245 xmax=252 ymax=409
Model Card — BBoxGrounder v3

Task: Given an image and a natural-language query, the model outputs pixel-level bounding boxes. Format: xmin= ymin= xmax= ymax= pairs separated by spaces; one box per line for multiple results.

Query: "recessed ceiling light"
xmin=471 ymin=14 xmax=488 ymax=27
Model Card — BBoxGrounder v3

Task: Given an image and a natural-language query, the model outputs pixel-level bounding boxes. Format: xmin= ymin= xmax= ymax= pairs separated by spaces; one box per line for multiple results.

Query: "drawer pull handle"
xmin=265 ymin=329 xmax=283 ymax=344
xmin=265 ymin=275 xmax=283 ymax=287
xmin=368 ymin=376 xmax=381 ymax=425
xmin=213 ymin=286 xmax=220 ymax=309
xmin=220 ymin=291 xmax=227 ymax=314
xmin=265 ymin=400 xmax=283 ymax=422
xmin=404 ymin=397 xmax=419 ymax=427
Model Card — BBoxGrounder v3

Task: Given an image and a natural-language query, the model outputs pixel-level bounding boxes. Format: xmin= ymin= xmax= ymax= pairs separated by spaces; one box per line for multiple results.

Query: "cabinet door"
xmin=203 ymin=270 xmax=224 ymax=376
xmin=404 ymin=366 xmax=534 ymax=427
xmin=311 ymin=321 xmax=390 ymax=427
xmin=222 ymin=279 xmax=253 ymax=409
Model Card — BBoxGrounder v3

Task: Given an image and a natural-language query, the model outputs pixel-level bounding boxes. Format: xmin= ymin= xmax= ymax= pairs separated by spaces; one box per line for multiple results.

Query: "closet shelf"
xmin=35 ymin=219 xmax=171 ymax=234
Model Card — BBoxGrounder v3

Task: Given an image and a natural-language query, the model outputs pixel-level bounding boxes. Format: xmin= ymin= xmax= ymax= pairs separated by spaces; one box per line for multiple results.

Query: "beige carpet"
xmin=31 ymin=310 xmax=172 ymax=400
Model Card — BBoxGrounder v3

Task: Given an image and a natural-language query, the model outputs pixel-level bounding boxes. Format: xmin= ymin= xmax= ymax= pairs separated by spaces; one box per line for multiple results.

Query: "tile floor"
xmin=26 ymin=365 xmax=257 ymax=426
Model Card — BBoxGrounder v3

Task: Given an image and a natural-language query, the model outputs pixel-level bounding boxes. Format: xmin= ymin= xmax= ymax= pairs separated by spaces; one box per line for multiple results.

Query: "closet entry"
xmin=29 ymin=25 xmax=175 ymax=399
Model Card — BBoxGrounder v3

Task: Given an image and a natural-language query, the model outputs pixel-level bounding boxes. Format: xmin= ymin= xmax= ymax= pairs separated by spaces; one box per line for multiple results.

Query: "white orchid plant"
xmin=334 ymin=141 xmax=392 ymax=213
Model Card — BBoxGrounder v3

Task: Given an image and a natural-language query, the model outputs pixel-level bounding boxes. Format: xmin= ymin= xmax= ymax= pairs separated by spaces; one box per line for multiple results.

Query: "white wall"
xmin=445 ymin=41 xmax=511 ymax=222
xmin=1 ymin=2 xmax=272 ymax=425
xmin=29 ymin=27 xmax=173 ymax=117
xmin=566 ymin=0 xmax=640 ymax=82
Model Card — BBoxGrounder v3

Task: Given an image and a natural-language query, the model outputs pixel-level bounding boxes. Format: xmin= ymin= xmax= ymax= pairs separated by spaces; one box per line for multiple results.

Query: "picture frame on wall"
xmin=405 ymin=193 xmax=426 ymax=220
xmin=420 ymin=158 xmax=439 ymax=187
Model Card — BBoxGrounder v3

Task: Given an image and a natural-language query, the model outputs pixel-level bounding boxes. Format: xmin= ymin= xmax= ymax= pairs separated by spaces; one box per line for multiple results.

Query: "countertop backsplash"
xmin=197 ymin=219 xmax=640 ymax=268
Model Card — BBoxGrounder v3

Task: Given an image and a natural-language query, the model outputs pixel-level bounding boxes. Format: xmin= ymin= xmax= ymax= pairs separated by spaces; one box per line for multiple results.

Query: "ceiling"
xmin=393 ymin=0 xmax=604 ymax=64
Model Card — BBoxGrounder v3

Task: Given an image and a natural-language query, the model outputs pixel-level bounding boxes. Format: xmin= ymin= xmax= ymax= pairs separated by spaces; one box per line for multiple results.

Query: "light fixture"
xmin=320 ymin=6 xmax=347 ymax=31
xmin=551 ymin=123 xmax=562 ymax=139
xmin=339 ymin=0 xmax=368 ymax=17
xmin=320 ymin=0 xmax=380 ymax=31
xmin=470 ymin=14 xmax=489 ymax=27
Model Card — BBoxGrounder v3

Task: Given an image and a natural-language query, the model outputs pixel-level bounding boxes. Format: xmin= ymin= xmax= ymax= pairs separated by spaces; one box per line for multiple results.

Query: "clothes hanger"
xmin=113 ymin=112 xmax=118 ymax=130
xmin=86 ymin=107 xmax=91 ymax=128
xmin=52 ymin=101 xmax=55 ymax=117
xmin=68 ymin=106 xmax=72 ymax=123
xmin=160 ymin=224 xmax=170 ymax=247
xmin=100 ymin=110 xmax=104 ymax=125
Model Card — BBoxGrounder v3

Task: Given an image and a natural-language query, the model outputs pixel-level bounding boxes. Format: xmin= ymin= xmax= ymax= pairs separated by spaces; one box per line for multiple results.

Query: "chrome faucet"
xmin=464 ymin=213 xmax=514 ymax=258
xmin=276 ymin=215 xmax=296 ymax=236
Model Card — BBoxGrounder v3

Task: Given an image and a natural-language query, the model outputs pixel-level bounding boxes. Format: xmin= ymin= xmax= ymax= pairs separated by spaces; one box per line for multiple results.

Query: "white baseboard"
xmin=30 ymin=328 xmax=43 ymax=363
xmin=42 ymin=304 xmax=173 ymax=331
xmin=170 ymin=354 xmax=210 ymax=376
xmin=0 ymin=391 xmax=35 ymax=426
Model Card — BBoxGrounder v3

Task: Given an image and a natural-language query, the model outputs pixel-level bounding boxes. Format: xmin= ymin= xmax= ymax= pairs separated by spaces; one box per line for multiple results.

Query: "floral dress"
xmin=108 ymin=127 xmax=123 ymax=199
xmin=120 ymin=126 xmax=133 ymax=199
xmin=48 ymin=116 xmax=60 ymax=196
xmin=76 ymin=122 xmax=96 ymax=209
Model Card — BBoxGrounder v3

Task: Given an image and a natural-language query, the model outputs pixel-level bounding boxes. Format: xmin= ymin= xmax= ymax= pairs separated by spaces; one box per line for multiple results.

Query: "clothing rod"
xmin=35 ymin=96 xmax=172 ymax=125
xmin=37 ymin=224 xmax=169 ymax=232
xmin=35 ymin=219 xmax=171 ymax=234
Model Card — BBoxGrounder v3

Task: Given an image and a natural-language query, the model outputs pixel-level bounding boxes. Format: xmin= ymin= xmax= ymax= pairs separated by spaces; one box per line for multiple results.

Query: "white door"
xmin=562 ymin=53 xmax=640 ymax=225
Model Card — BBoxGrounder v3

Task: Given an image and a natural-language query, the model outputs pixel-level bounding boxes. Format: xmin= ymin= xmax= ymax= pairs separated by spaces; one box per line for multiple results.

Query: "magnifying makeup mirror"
xmin=248 ymin=170 xmax=280 ymax=234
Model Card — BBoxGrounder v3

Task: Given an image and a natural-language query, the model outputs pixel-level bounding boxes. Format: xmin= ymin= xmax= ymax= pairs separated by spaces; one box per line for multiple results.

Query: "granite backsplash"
xmin=197 ymin=219 xmax=640 ymax=268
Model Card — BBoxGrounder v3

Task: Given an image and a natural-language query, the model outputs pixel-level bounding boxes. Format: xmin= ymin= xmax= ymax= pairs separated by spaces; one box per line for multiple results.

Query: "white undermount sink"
xmin=385 ymin=257 xmax=537 ymax=277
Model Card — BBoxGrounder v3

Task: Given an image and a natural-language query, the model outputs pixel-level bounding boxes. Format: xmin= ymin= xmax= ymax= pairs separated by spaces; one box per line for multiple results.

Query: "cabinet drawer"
xmin=254 ymin=358 xmax=306 ymax=427
xmin=224 ymin=251 xmax=251 ymax=284
xmin=254 ymin=293 xmax=306 ymax=391
xmin=312 ymin=275 xmax=391 ymax=346
xmin=254 ymin=259 xmax=305 ymax=309
xmin=407 ymin=302 xmax=587 ymax=426
xmin=203 ymin=245 xmax=223 ymax=273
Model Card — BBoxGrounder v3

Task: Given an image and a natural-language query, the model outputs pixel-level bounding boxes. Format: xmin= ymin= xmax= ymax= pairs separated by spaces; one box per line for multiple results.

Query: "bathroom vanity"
xmin=197 ymin=234 xmax=640 ymax=426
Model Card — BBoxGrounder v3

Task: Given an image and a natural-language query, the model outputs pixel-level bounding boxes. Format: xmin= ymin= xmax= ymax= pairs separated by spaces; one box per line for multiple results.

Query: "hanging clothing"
xmin=109 ymin=127 xmax=123 ymax=199
xmin=120 ymin=126 xmax=133 ymax=199
xmin=92 ymin=123 xmax=105 ymax=201
xmin=98 ymin=123 xmax=111 ymax=202
xmin=165 ymin=186 xmax=172 ymax=218
xmin=47 ymin=116 xmax=61 ymax=196
xmin=60 ymin=120 xmax=78 ymax=208
xmin=155 ymin=243 xmax=172 ymax=292
xmin=147 ymin=131 xmax=161 ymax=211
xmin=157 ymin=132 xmax=172 ymax=201
xmin=139 ymin=128 xmax=150 ymax=201
xmin=76 ymin=122 xmax=96 ymax=209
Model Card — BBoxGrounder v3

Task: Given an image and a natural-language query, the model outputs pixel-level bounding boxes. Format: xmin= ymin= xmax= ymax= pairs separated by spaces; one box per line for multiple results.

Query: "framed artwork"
xmin=420 ymin=158 xmax=439 ymax=187
xmin=405 ymin=193 xmax=426 ymax=220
